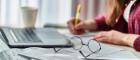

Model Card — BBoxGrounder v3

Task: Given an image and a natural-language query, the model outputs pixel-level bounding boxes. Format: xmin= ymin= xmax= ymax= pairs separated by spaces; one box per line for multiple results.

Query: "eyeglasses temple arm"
xmin=79 ymin=51 xmax=88 ymax=59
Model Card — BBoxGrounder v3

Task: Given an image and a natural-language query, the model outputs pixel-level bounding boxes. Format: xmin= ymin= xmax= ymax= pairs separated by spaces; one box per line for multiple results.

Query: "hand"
xmin=67 ymin=18 xmax=97 ymax=35
xmin=67 ymin=18 xmax=85 ymax=35
xmin=94 ymin=30 xmax=139 ymax=47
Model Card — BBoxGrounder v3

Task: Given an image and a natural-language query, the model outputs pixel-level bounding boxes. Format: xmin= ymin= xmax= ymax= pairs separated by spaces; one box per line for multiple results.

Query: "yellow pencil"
xmin=75 ymin=4 xmax=81 ymax=25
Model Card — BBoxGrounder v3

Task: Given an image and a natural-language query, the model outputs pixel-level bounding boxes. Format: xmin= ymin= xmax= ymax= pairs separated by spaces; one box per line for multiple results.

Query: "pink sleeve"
xmin=132 ymin=2 xmax=140 ymax=51
xmin=133 ymin=36 xmax=140 ymax=51
xmin=95 ymin=15 xmax=128 ymax=33
xmin=95 ymin=15 xmax=111 ymax=31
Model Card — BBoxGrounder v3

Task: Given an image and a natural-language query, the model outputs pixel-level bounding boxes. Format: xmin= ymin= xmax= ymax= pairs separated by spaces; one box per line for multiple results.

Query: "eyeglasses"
xmin=54 ymin=35 xmax=102 ymax=59
xmin=70 ymin=35 xmax=101 ymax=58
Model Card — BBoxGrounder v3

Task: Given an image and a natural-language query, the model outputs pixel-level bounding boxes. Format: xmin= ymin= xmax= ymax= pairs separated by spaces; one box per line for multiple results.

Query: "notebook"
xmin=0 ymin=27 xmax=72 ymax=48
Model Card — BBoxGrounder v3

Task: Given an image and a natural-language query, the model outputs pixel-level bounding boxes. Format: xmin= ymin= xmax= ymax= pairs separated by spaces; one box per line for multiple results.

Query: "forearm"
xmin=95 ymin=15 xmax=112 ymax=31
xmin=84 ymin=15 xmax=112 ymax=31
xmin=95 ymin=15 xmax=128 ymax=33
xmin=84 ymin=19 xmax=97 ymax=31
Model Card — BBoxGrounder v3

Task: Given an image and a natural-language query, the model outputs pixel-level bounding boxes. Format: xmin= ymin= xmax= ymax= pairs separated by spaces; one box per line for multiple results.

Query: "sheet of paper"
xmin=103 ymin=51 xmax=139 ymax=60
xmin=63 ymin=32 xmax=138 ymax=59
xmin=0 ymin=39 xmax=10 ymax=53
xmin=18 ymin=47 xmax=138 ymax=60
xmin=18 ymin=47 xmax=81 ymax=60
xmin=64 ymin=32 xmax=123 ymax=55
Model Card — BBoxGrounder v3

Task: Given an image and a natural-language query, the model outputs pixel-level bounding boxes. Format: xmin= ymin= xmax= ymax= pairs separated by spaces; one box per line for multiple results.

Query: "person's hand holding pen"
xmin=68 ymin=4 xmax=85 ymax=35
xmin=67 ymin=4 xmax=97 ymax=35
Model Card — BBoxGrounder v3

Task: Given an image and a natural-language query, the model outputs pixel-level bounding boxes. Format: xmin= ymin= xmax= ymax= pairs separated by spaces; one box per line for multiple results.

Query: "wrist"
xmin=85 ymin=19 xmax=97 ymax=31
xmin=122 ymin=34 xmax=139 ymax=47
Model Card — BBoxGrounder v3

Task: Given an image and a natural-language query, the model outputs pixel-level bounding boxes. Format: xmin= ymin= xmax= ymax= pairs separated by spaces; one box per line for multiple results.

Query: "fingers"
xmin=94 ymin=31 xmax=107 ymax=39
xmin=93 ymin=30 xmax=128 ymax=45
xmin=67 ymin=18 xmax=85 ymax=35
xmin=93 ymin=31 xmax=110 ymax=43
xmin=67 ymin=18 xmax=81 ymax=26
xmin=75 ymin=22 xmax=85 ymax=30
xmin=95 ymin=37 xmax=108 ymax=43
xmin=67 ymin=18 xmax=77 ymax=34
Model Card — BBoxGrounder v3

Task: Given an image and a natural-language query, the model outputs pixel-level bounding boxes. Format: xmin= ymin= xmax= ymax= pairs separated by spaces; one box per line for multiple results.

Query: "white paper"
xmin=0 ymin=39 xmax=10 ymax=53
xmin=18 ymin=32 xmax=138 ymax=60
xmin=64 ymin=32 xmax=138 ymax=59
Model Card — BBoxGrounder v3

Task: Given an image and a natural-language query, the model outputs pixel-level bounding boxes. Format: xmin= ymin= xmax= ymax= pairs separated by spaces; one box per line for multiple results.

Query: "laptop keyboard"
xmin=10 ymin=28 xmax=42 ymax=43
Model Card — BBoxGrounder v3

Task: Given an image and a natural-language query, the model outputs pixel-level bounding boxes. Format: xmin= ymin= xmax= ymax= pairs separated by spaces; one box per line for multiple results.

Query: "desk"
xmin=0 ymin=28 xmax=139 ymax=60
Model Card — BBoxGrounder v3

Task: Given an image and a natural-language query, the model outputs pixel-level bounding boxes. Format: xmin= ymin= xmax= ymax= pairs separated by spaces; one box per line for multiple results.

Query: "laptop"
xmin=0 ymin=27 xmax=73 ymax=48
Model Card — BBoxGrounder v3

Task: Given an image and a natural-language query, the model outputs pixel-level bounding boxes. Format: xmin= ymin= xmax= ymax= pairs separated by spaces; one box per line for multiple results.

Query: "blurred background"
xmin=0 ymin=0 xmax=106 ymax=27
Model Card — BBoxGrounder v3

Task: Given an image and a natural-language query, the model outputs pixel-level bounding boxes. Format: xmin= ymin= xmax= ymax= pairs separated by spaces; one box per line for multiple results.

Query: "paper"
xmin=18 ymin=32 xmax=138 ymax=60
xmin=0 ymin=39 xmax=10 ymax=53
xmin=41 ymin=54 xmax=79 ymax=60
xmin=63 ymin=32 xmax=138 ymax=59
xmin=18 ymin=45 xmax=138 ymax=60
xmin=0 ymin=49 xmax=27 ymax=60
xmin=18 ymin=47 xmax=79 ymax=60
xmin=65 ymin=33 xmax=123 ymax=56
xmin=103 ymin=51 xmax=139 ymax=60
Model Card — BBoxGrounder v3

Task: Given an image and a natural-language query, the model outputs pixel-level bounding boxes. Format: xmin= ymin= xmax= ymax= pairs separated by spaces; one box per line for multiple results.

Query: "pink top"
xmin=95 ymin=0 xmax=140 ymax=51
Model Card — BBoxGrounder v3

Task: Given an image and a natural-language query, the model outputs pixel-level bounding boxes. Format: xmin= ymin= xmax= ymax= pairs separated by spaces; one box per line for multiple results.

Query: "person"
xmin=67 ymin=0 xmax=140 ymax=51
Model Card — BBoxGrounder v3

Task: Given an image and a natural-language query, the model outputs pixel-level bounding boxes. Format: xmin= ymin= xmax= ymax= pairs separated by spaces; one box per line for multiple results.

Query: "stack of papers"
xmin=8 ymin=32 xmax=139 ymax=60
xmin=17 ymin=41 xmax=139 ymax=60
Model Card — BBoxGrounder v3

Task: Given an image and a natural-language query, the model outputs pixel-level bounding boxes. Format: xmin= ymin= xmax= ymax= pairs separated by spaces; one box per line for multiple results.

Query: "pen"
xmin=75 ymin=4 xmax=81 ymax=25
